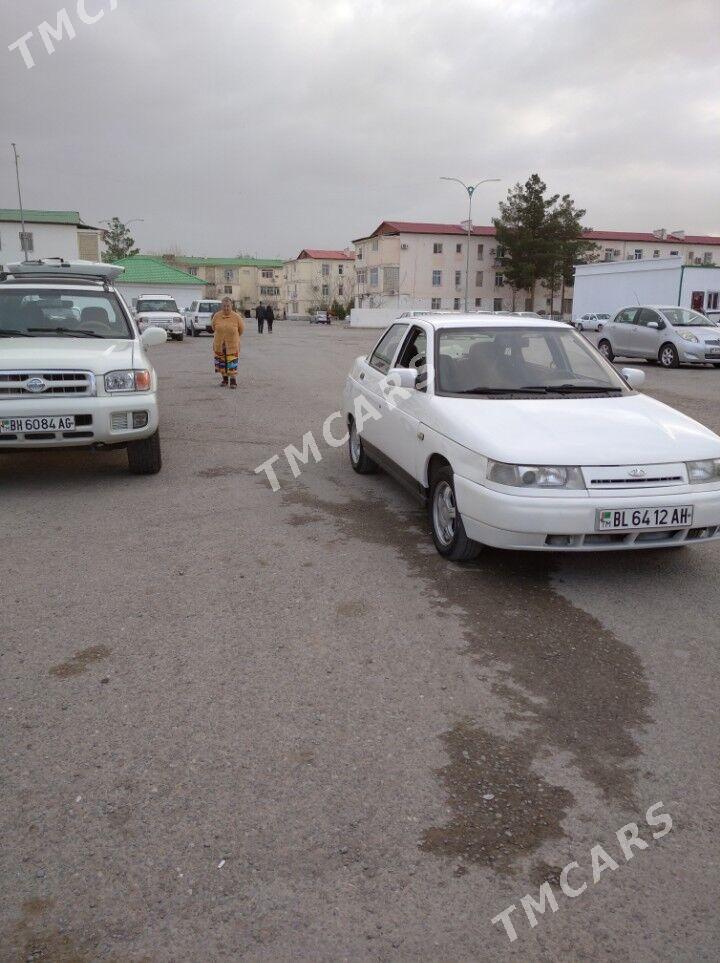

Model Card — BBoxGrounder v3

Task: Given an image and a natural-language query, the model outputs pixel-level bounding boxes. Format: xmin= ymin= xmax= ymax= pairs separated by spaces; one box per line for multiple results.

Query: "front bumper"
xmin=0 ymin=394 xmax=159 ymax=449
xmin=454 ymin=474 xmax=720 ymax=551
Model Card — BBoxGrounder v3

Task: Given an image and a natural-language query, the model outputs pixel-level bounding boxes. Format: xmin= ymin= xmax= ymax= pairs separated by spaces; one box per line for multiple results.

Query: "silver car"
xmin=598 ymin=305 xmax=720 ymax=369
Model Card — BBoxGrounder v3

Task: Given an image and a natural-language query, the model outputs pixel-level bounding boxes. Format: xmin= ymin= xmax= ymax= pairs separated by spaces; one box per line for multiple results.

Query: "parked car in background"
xmin=310 ymin=309 xmax=330 ymax=325
xmin=184 ymin=299 xmax=222 ymax=337
xmin=598 ymin=306 xmax=720 ymax=368
xmin=135 ymin=295 xmax=185 ymax=342
xmin=0 ymin=260 xmax=166 ymax=474
xmin=575 ymin=313 xmax=611 ymax=332
xmin=343 ymin=314 xmax=720 ymax=558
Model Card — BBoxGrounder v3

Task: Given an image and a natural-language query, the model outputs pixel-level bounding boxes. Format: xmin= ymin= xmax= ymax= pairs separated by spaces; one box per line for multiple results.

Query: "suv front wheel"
xmin=127 ymin=430 xmax=162 ymax=475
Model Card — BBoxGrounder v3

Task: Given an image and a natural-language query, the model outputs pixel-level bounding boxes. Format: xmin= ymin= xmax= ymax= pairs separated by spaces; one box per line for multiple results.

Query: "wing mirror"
xmin=621 ymin=367 xmax=645 ymax=389
xmin=141 ymin=326 xmax=167 ymax=347
xmin=387 ymin=367 xmax=418 ymax=390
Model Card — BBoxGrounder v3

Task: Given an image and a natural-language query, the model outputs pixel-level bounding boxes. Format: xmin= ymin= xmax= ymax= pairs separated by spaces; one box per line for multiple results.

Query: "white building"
xmin=283 ymin=249 xmax=355 ymax=317
xmin=350 ymin=220 xmax=720 ymax=326
xmin=0 ymin=208 xmax=102 ymax=268
xmin=573 ymin=257 xmax=720 ymax=321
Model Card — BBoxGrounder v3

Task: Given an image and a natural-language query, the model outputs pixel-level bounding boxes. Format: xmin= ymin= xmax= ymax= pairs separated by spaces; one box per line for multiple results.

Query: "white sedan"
xmin=342 ymin=314 xmax=720 ymax=559
xmin=574 ymin=312 xmax=611 ymax=331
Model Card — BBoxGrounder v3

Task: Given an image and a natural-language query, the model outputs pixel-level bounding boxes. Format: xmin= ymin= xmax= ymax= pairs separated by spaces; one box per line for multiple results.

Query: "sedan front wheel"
xmin=429 ymin=466 xmax=481 ymax=562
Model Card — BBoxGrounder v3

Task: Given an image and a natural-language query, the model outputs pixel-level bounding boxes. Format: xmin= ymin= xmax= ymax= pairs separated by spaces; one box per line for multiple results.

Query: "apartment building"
xmin=353 ymin=221 xmax=720 ymax=317
xmin=170 ymin=256 xmax=285 ymax=313
xmin=0 ymin=208 xmax=102 ymax=268
xmin=283 ymin=249 xmax=355 ymax=317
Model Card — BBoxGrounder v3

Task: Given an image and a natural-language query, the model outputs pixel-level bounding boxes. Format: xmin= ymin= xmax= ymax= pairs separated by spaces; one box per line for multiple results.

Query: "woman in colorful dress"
xmin=212 ymin=297 xmax=245 ymax=388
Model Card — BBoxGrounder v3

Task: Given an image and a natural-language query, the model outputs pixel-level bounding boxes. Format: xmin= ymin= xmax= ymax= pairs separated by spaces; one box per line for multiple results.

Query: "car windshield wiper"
xmin=523 ymin=384 xmax=623 ymax=393
xmin=0 ymin=329 xmax=34 ymax=337
xmin=456 ymin=386 xmax=548 ymax=395
xmin=29 ymin=326 xmax=106 ymax=339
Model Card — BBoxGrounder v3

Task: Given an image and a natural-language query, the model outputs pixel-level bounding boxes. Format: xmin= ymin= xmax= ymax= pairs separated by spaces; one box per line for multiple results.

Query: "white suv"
xmin=184 ymin=299 xmax=222 ymax=336
xmin=0 ymin=259 xmax=166 ymax=474
xmin=135 ymin=295 xmax=185 ymax=341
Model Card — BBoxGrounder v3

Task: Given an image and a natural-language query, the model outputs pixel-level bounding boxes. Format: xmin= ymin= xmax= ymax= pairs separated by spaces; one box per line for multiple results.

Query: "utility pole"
xmin=11 ymin=143 xmax=28 ymax=262
xmin=441 ymin=177 xmax=500 ymax=311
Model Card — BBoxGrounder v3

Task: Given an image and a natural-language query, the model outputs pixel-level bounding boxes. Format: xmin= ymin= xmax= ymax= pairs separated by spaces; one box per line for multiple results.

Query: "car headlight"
xmin=686 ymin=458 xmax=720 ymax=484
xmin=105 ymin=369 xmax=151 ymax=392
xmin=487 ymin=460 xmax=585 ymax=489
xmin=679 ymin=332 xmax=699 ymax=343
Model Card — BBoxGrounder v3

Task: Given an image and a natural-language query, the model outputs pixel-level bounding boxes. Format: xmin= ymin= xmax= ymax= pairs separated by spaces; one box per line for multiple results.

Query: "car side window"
xmin=636 ymin=308 xmax=661 ymax=327
xmin=369 ymin=323 xmax=407 ymax=374
xmin=616 ymin=308 xmax=638 ymax=324
xmin=395 ymin=326 xmax=428 ymax=389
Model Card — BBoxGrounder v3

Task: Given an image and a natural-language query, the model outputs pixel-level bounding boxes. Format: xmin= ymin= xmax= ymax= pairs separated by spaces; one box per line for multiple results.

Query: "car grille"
xmin=0 ymin=370 xmax=96 ymax=399
xmin=582 ymin=463 xmax=686 ymax=489
xmin=545 ymin=526 xmax=719 ymax=548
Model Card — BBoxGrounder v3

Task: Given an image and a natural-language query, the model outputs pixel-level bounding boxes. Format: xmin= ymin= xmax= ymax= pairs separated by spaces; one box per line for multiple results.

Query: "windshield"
xmin=137 ymin=298 xmax=178 ymax=313
xmin=436 ymin=326 xmax=628 ymax=395
xmin=661 ymin=307 xmax=716 ymax=327
xmin=200 ymin=302 xmax=221 ymax=313
xmin=0 ymin=288 xmax=133 ymax=339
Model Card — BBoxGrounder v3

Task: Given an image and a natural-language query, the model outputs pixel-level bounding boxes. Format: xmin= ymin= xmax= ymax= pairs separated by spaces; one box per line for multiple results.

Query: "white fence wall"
xmin=349 ymin=307 xmax=405 ymax=328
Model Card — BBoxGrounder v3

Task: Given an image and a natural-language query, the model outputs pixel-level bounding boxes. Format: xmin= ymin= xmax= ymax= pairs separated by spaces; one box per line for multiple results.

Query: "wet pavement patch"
xmin=49 ymin=644 xmax=111 ymax=679
xmin=420 ymin=721 xmax=573 ymax=871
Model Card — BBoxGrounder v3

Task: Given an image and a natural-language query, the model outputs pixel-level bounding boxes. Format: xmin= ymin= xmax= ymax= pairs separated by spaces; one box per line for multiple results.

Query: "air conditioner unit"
xmin=614 ymin=249 xmax=621 ymax=256
xmin=400 ymin=243 xmax=409 ymax=250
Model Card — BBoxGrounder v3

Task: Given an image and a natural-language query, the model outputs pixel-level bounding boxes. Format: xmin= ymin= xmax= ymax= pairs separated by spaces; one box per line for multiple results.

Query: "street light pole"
xmin=441 ymin=177 xmax=500 ymax=311
xmin=11 ymin=143 xmax=28 ymax=262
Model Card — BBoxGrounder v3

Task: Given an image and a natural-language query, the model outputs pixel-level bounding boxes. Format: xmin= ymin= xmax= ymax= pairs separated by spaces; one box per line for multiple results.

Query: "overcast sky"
xmin=2 ymin=0 xmax=718 ymax=258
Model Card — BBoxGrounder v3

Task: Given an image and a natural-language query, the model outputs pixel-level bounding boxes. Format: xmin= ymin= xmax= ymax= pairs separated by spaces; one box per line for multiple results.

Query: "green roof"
xmin=112 ymin=255 xmax=205 ymax=286
xmin=176 ymin=255 xmax=285 ymax=268
xmin=0 ymin=208 xmax=98 ymax=228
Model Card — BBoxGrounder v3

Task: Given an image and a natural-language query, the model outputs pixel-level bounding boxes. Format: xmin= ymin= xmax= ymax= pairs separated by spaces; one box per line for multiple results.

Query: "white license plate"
xmin=596 ymin=505 xmax=693 ymax=531
xmin=0 ymin=415 xmax=76 ymax=434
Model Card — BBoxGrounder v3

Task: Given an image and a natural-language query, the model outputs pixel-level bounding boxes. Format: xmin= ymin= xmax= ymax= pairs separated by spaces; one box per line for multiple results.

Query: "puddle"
xmin=49 ymin=645 xmax=111 ymax=679
xmin=420 ymin=721 xmax=573 ymax=870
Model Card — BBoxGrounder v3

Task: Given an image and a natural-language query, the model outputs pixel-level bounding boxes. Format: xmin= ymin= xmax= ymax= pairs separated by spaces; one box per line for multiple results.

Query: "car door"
xmin=355 ymin=322 xmax=408 ymax=453
xmin=379 ymin=324 xmax=430 ymax=481
xmin=634 ymin=307 xmax=664 ymax=359
xmin=612 ymin=308 xmax=639 ymax=355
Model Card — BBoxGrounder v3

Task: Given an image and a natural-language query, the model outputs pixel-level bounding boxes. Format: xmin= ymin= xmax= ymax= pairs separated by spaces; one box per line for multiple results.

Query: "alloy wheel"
xmin=432 ymin=480 xmax=457 ymax=547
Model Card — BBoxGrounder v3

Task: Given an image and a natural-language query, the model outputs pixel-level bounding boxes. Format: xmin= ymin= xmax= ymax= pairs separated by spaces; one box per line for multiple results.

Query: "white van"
xmin=184 ymin=299 xmax=222 ymax=336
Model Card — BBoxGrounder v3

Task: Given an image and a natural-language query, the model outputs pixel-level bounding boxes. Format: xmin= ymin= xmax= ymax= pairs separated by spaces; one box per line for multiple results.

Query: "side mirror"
xmin=621 ymin=367 xmax=645 ymax=389
xmin=141 ymin=326 xmax=167 ymax=347
xmin=647 ymin=321 xmax=660 ymax=330
xmin=387 ymin=367 xmax=418 ymax=390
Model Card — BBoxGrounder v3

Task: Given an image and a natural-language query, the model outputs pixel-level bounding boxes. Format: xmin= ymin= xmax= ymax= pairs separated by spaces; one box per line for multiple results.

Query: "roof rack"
xmin=1 ymin=258 xmax=124 ymax=290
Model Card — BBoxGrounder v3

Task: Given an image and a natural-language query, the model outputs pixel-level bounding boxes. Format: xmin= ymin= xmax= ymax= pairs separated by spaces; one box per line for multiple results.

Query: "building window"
xmin=369 ymin=267 xmax=379 ymax=287
xmin=493 ymin=297 xmax=503 ymax=311
xmin=322 ymin=263 xmax=330 ymax=276
xmin=357 ymin=269 xmax=367 ymax=284
xmin=652 ymin=250 xmax=660 ymax=258
xmin=371 ymin=239 xmax=378 ymax=252
xmin=704 ymin=252 xmax=713 ymax=264
xmin=562 ymin=298 xmax=572 ymax=314
xmin=433 ymin=242 xmax=443 ymax=254
xmin=19 ymin=231 xmax=34 ymax=253
xmin=260 ymin=286 xmax=280 ymax=295
xmin=261 ymin=269 xmax=275 ymax=279
xmin=188 ymin=267 xmax=198 ymax=276
xmin=474 ymin=297 xmax=482 ymax=308
xmin=338 ymin=264 xmax=344 ymax=275
xmin=456 ymin=243 xmax=462 ymax=254
xmin=338 ymin=284 xmax=344 ymax=296
xmin=670 ymin=250 xmax=679 ymax=256
xmin=431 ymin=297 xmax=441 ymax=309
xmin=454 ymin=270 xmax=462 ymax=287
xmin=603 ymin=248 xmax=614 ymax=261
xmin=475 ymin=271 xmax=483 ymax=286
xmin=706 ymin=291 xmax=719 ymax=310
xmin=524 ymin=297 xmax=533 ymax=311
xmin=495 ymin=272 xmax=505 ymax=287
xmin=357 ymin=247 xmax=363 ymax=260
xmin=321 ymin=284 xmax=329 ymax=297
xmin=477 ymin=243 xmax=484 ymax=259
xmin=453 ymin=298 xmax=461 ymax=310
xmin=224 ymin=270 xmax=234 ymax=282
xmin=432 ymin=269 xmax=442 ymax=287
xmin=633 ymin=249 xmax=643 ymax=260
xmin=224 ymin=285 xmax=233 ymax=294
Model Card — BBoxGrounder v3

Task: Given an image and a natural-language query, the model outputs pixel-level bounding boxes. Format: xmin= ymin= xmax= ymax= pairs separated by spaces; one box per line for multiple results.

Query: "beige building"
xmin=168 ymin=256 xmax=285 ymax=313
xmin=353 ymin=221 xmax=720 ymax=317
xmin=283 ymin=249 xmax=355 ymax=317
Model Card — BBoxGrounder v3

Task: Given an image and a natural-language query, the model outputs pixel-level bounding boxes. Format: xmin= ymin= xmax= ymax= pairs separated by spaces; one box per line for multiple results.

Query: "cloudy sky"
xmin=2 ymin=0 xmax=718 ymax=258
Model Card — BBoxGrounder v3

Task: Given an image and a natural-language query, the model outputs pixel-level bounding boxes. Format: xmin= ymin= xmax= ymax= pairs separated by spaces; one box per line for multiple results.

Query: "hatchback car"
xmin=598 ymin=306 xmax=720 ymax=368
xmin=343 ymin=314 xmax=720 ymax=559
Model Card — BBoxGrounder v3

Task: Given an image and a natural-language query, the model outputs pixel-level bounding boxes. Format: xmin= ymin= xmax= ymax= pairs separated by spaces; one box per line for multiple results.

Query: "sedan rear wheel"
xmin=348 ymin=419 xmax=378 ymax=474
xmin=659 ymin=343 xmax=679 ymax=368
xmin=429 ymin=465 xmax=481 ymax=562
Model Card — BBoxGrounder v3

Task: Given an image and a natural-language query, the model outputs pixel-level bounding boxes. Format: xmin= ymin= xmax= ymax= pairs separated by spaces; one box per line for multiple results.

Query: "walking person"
xmin=212 ymin=297 xmax=245 ymax=388
xmin=265 ymin=303 xmax=275 ymax=333
xmin=255 ymin=302 xmax=265 ymax=334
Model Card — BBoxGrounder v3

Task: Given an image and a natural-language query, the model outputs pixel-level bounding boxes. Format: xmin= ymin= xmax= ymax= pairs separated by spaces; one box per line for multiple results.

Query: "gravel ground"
xmin=2 ymin=322 xmax=719 ymax=961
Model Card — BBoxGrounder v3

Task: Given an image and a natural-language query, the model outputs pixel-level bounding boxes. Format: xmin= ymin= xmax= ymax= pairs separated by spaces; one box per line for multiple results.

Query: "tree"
xmin=493 ymin=174 xmax=589 ymax=312
xmin=102 ymin=218 xmax=139 ymax=262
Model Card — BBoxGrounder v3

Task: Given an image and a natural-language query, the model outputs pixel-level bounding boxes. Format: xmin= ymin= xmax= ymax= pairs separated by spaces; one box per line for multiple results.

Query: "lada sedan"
xmin=342 ymin=314 xmax=720 ymax=560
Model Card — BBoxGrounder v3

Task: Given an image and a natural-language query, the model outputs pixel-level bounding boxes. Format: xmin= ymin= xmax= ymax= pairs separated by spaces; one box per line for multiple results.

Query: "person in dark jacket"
xmin=255 ymin=303 xmax=264 ymax=334
xmin=265 ymin=304 xmax=275 ymax=333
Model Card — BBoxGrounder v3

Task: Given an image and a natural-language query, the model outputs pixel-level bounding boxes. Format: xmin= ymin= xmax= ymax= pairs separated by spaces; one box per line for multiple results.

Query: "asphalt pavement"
xmin=2 ymin=322 xmax=719 ymax=961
